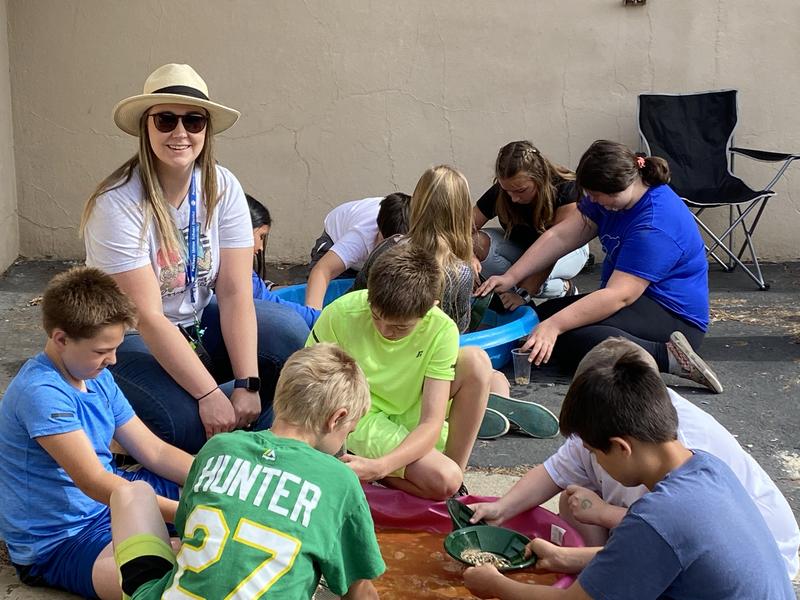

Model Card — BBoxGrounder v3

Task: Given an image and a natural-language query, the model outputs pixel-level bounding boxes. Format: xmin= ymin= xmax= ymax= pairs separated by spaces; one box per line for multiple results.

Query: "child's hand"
xmin=520 ymin=320 xmax=561 ymax=366
xmin=463 ymin=564 xmax=503 ymax=598
xmin=340 ymin=454 xmax=386 ymax=482
xmin=526 ymin=537 xmax=582 ymax=574
xmin=564 ymin=485 xmax=608 ymax=526
xmin=474 ymin=274 xmax=514 ymax=297
xmin=467 ymin=501 xmax=506 ymax=526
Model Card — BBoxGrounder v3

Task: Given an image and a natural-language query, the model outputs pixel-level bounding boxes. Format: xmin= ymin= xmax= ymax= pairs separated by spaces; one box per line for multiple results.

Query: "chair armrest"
xmin=730 ymin=147 xmax=800 ymax=162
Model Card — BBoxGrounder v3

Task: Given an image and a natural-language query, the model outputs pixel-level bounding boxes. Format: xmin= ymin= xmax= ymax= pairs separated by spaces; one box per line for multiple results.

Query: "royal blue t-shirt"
xmin=579 ymin=451 xmax=794 ymax=599
xmin=0 ymin=353 xmax=135 ymax=564
xmin=579 ymin=185 xmax=709 ymax=331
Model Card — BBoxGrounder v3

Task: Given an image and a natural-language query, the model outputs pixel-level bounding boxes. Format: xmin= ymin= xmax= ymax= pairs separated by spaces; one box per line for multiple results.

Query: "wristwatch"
xmin=234 ymin=377 xmax=261 ymax=393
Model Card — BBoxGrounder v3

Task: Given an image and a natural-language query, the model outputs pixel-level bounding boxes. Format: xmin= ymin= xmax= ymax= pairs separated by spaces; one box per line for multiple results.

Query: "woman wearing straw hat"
xmin=82 ymin=63 xmax=309 ymax=454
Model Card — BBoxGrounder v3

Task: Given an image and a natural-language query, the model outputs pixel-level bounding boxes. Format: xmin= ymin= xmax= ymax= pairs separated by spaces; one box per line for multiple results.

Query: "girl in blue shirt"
xmin=247 ymin=194 xmax=321 ymax=328
xmin=477 ymin=140 xmax=722 ymax=393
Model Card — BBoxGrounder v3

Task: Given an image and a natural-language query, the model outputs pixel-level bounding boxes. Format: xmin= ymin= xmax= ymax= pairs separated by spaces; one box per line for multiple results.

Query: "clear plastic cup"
xmin=512 ymin=348 xmax=532 ymax=385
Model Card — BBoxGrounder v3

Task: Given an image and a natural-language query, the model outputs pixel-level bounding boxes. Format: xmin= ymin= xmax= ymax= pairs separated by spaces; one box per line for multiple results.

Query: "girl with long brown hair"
xmin=473 ymin=140 xmax=589 ymax=306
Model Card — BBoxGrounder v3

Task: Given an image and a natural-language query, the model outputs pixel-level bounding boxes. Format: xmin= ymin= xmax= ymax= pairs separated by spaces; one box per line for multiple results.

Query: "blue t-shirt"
xmin=579 ymin=185 xmax=709 ymax=331
xmin=579 ymin=451 xmax=794 ymax=599
xmin=251 ymin=272 xmax=321 ymax=328
xmin=0 ymin=353 xmax=135 ymax=564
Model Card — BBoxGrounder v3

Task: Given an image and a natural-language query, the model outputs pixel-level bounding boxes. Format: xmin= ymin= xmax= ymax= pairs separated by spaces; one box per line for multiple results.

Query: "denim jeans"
xmin=479 ymin=227 xmax=590 ymax=298
xmin=110 ymin=296 xmax=310 ymax=454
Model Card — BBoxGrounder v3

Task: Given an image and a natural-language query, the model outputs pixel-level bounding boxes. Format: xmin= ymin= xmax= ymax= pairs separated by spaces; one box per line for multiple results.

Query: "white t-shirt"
xmin=84 ymin=164 xmax=252 ymax=326
xmin=323 ymin=197 xmax=383 ymax=270
xmin=544 ymin=388 xmax=800 ymax=578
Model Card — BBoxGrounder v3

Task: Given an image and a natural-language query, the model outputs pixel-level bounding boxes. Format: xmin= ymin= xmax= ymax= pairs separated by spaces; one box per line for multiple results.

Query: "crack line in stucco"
xmin=385 ymin=94 xmax=397 ymax=190
xmin=713 ymin=0 xmax=723 ymax=86
xmin=28 ymin=110 xmax=80 ymax=136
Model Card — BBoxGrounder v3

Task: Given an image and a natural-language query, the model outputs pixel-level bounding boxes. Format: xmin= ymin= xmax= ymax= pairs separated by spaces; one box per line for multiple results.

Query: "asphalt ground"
xmin=0 ymin=258 xmax=798 ymax=597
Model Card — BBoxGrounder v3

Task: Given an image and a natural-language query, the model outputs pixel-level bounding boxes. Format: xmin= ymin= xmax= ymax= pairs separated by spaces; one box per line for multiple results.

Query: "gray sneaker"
xmin=477 ymin=407 xmax=510 ymax=440
xmin=666 ymin=331 xmax=723 ymax=394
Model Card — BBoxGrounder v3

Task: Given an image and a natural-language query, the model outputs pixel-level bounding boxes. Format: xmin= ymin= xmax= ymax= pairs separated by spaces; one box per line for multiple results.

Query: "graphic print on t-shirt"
xmin=157 ymin=228 xmax=213 ymax=298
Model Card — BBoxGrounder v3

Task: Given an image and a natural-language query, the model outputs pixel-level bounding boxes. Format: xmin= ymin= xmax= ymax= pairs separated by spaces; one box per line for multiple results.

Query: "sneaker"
xmin=477 ymin=407 xmax=510 ymax=440
xmin=666 ymin=331 xmax=724 ymax=394
xmin=452 ymin=482 xmax=470 ymax=498
xmin=487 ymin=393 xmax=560 ymax=438
xmin=564 ymin=279 xmax=579 ymax=297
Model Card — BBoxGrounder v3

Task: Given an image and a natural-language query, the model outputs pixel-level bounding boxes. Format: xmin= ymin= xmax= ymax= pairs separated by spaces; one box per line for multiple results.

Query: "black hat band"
xmin=151 ymin=85 xmax=209 ymax=101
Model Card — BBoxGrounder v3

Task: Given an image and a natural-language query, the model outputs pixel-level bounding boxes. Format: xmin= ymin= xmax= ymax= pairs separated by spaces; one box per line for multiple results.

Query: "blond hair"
xmin=273 ymin=344 xmax=371 ymax=434
xmin=80 ymin=110 xmax=220 ymax=264
xmin=494 ymin=140 xmax=575 ymax=235
xmin=574 ymin=337 xmax=659 ymax=378
xmin=407 ymin=165 xmax=473 ymax=269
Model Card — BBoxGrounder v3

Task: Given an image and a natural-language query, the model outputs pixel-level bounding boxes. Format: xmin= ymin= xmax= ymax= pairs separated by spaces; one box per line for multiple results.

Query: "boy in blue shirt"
xmin=463 ymin=344 xmax=794 ymax=599
xmin=0 ymin=267 xmax=193 ymax=599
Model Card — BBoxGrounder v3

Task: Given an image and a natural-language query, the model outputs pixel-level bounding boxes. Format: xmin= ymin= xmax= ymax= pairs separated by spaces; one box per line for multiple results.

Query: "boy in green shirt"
xmin=110 ymin=344 xmax=385 ymax=599
xmin=307 ymin=244 xmax=492 ymax=500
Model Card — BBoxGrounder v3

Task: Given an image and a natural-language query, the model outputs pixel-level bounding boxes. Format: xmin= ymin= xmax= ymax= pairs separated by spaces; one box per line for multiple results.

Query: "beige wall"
xmin=7 ymin=0 xmax=800 ymax=261
xmin=0 ymin=0 xmax=18 ymax=271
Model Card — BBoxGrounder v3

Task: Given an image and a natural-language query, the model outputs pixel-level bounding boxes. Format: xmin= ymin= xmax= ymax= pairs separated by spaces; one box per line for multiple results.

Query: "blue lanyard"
xmin=186 ymin=170 xmax=199 ymax=304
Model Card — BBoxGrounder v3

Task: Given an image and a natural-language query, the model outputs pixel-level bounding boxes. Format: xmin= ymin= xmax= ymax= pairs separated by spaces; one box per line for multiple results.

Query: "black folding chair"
xmin=638 ymin=90 xmax=799 ymax=290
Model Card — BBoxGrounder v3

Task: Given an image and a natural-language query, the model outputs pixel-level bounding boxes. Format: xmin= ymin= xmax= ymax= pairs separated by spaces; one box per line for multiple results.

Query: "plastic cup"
xmin=511 ymin=349 xmax=531 ymax=386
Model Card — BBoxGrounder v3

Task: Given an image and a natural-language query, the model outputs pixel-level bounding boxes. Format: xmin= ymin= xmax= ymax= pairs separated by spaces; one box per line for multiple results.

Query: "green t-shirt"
xmin=137 ymin=430 xmax=385 ymax=599
xmin=307 ymin=289 xmax=459 ymax=416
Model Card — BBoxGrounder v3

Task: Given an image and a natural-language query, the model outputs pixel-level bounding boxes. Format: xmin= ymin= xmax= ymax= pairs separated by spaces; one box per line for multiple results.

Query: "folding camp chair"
xmin=638 ymin=90 xmax=799 ymax=290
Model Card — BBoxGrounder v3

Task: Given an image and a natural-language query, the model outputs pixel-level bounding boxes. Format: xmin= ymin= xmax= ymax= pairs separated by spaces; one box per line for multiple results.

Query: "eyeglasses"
xmin=149 ymin=112 xmax=208 ymax=134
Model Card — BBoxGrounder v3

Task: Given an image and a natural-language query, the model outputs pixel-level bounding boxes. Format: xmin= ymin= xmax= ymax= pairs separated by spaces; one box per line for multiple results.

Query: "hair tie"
xmin=636 ymin=156 xmax=646 ymax=169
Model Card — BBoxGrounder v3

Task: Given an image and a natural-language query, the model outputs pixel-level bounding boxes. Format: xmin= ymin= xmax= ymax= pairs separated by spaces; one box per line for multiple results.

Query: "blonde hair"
xmin=273 ymin=344 xmax=371 ymax=434
xmin=574 ymin=337 xmax=659 ymax=378
xmin=494 ymin=140 xmax=575 ymax=235
xmin=80 ymin=109 xmax=219 ymax=264
xmin=407 ymin=165 xmax=473 ymax=269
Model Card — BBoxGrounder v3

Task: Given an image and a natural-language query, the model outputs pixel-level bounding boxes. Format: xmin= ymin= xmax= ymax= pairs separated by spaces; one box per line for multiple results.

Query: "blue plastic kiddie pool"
xmin=273 ymin=279 xmax=538 ymax=369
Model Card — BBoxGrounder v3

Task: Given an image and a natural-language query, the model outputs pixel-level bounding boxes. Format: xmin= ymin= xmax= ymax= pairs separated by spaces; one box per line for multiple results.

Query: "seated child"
xmin=468 ymin=337 xmax=800 ymax=579
xmin=0 ymin=267 xmax=193 ymax=600
xmin=306 ymin=193 xmax=410 ymax=309
xmin=247 ymin=193 xmax=322 ymax=327
xmin=307 ymin=243 xmax=492 ymax=500
xmin=463 ymin=339 xmax=795 ymax=599
xmin=110 ymin=343 xmax=385 ymax=599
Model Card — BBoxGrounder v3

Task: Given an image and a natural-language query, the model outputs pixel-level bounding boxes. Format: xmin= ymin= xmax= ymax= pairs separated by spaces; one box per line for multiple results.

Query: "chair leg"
xmin=692 ymin=205 xmax=770 ymax=290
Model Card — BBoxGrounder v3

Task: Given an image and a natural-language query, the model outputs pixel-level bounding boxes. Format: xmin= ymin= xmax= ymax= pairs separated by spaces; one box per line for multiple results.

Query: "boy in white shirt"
xmin=469 ymin=337 xmax=800 ymax=580
xmin=305 ymin=193 xmax=409 ymax=309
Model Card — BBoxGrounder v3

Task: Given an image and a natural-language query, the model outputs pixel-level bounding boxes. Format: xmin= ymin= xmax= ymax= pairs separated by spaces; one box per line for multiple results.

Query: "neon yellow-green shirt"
xmin=306 ymin=290 xmax=458 ymax=416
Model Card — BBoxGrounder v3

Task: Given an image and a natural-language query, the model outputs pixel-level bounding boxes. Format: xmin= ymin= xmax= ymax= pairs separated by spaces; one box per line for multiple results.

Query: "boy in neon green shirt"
xmin=110 ymin=344 xmax=385 ymax=599
xmin=307 ymin=244 xmax=492 ymax=500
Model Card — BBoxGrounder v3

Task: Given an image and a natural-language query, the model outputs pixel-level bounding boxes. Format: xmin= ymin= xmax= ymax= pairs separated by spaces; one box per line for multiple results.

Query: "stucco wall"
xmin=0 ymin=0 xmax=18 ymax=271
xmin=7 ymin=0 xmax=800 ymax=261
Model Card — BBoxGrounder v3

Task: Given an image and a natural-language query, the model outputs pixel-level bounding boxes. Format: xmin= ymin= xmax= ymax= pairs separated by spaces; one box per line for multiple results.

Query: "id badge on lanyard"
xmin=185 ymin=170 xmax=204 ymax=338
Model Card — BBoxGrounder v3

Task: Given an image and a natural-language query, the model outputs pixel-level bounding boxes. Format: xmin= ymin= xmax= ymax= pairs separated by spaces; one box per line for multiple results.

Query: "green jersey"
xmin=137 ymin=430 xmax=385 ymax=599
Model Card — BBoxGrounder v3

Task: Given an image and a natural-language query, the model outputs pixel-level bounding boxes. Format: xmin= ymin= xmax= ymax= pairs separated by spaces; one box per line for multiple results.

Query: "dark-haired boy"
xmin=0 ymin=267 xmax=192 ymax=599
xmin=464 ymin=344 xmax=794 ymax=599
xmin=305 ymin=193 xmax=410 ymax=309
xmin=307 ymin=244 xmax=492 ymax=500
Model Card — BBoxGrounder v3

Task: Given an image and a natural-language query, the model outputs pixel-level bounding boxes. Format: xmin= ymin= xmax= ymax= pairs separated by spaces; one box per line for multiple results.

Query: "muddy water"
xmin=374 ymin=529 xmax=560 ymax=599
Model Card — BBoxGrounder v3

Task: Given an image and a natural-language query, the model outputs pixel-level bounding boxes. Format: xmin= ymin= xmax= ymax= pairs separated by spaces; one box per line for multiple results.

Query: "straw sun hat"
xmin=113 ymin=63 xmax=240 ymax=136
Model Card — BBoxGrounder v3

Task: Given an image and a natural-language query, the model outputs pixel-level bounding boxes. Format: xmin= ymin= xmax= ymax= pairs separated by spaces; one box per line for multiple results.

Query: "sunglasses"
xmin=149 ymin=112 xmax=208 ymax=134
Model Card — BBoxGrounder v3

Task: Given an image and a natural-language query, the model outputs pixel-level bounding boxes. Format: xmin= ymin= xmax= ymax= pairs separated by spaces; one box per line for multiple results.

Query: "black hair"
xmin=576 ymin=140 xmax=671 ymax=194
xmin=559 ymin=350 xmax=678 ymax=452
xmin=246 ymin=193 xmax=271 ymax=280
xmin=246 ymin=193 xmax=272 ymax=228
xmin=376 ymin=192 xmax=411 ymax=238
